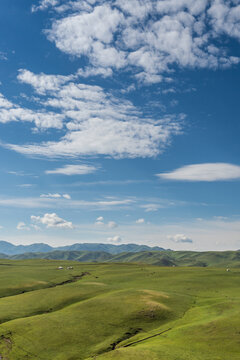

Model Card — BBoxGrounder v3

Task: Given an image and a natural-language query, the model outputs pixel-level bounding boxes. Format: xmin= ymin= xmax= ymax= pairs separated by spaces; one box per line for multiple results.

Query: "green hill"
xmin=0 ymin=260 xmax=238 ymax=359
xmin=8 ymin=250 xmax=240 ymax=267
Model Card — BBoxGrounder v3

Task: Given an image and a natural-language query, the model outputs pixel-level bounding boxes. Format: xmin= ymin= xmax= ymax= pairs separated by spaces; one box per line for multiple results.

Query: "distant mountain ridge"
xmin=0 ymin=241 xmax=167 ymax=255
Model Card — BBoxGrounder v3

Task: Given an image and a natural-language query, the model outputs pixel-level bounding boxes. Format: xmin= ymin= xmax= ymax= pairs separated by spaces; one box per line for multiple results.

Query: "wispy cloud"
xmin=46 ymin=164 xmax=98 ymax=175
xmin=157 ymin=163 xmax=240 ymax=181
xmin=0 ymin=52 xmax=7 ymax=61
xmin=32 ymin=0 xmax=60 ymax=12
xmin=40 ymin=193 xmax=71 ymax=199
xmin=17 ymin=222 xmax=30 ymax=231
xmin=0 ymin=196 xmax=135 ymax=210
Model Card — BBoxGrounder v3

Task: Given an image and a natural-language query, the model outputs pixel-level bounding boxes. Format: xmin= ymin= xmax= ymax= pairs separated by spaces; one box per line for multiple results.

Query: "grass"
xmin=0 ymin=260 xmax=238 ymax=359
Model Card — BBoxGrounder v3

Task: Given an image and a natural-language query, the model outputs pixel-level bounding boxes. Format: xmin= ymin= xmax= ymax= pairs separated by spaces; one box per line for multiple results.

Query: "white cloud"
xmin=46 ymin=4 xmax=125 ymax=65
xmin=0 ymin=196 xmax=134 ymax=209
xmin=7 ymin=115 xmax=181 ymax=158
xmin=157 ymin=163 xmax=240 ymax=181
xmin=40 ymin=193 xmax=62 ymax=198
xmin=2 ymin=69 xmax=183 ymax=159
xmin=17 ymin=222 xmax=30 ymax=231
xmin=107 ymin=235 xmax=122 ymax=243
xmin=31 ymin=213 xmax=74 ymax=229
xmin=77 ymin=66 xmax=113 ymax=78
xmin=45 ymin=164 xmax=98 ymax=175
xmin=136 ymin=218 xmax=145 ymax=224
xmin=0 ymin=93 xmax=64 ymax=130
xmin=32 ymin=0 xmax=59 ymax=12
xmin=167 ymin=234 xmax=193 ymax=243
xmin=43 ymin=0 xmax=240 ymax=83
xmin=17 ymin=69 xmax=74 ymax=95
xmin=40 ymin=193 xmax=71 ymax=199
xmin=95 ymin=218 xmax=118 ymax=228
xmin=141 ymin=204 xmax=161 ymax=212
xmin=63 ymin=194 xmax=71 ymax=199
xmin=107 ymin=221 xmax=118 ymax=228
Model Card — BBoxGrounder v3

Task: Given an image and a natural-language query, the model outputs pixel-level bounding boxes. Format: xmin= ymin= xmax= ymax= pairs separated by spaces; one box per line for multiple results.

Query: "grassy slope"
xmin=0 ymin=261 xmax=238 ymax=359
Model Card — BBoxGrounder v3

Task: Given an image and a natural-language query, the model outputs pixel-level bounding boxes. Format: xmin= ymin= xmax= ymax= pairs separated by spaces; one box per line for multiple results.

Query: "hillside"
xmin=0 ymin=260 xmax=238 ymax=359
xmin=7 ymin=249 xmax=240 ymax=267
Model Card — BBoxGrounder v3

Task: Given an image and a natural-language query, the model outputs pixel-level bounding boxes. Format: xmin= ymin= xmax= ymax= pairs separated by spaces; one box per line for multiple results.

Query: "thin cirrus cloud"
xmin=40 ymin=193 xmax=71 ymax=199
xmin=0 ymin=196 xmax=134 ymax=210
xmin=157 ymin=163 xmax=240 ymax=182
xmin=37 ymin=0 xmax=240 ymax=83
xmin=45 ymin=164 xmax=98 ymax=175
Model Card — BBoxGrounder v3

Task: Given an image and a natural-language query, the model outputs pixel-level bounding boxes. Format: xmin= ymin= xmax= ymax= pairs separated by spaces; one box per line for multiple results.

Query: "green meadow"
xmin=0 ymin=259 xmax=238 ymax=359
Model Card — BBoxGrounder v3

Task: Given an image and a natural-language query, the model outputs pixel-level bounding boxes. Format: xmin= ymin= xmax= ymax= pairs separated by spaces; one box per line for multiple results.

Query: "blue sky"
xmin=0 ymin=0 xmax=240 ymax=250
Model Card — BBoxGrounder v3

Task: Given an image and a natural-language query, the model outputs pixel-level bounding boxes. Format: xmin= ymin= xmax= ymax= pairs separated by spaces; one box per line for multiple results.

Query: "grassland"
xmin=0 ymin=259 xmax=238 ymax=359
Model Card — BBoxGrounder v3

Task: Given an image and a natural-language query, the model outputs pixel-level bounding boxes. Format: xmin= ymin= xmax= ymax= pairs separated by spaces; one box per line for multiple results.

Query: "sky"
xmin=0 ymin=0 xmax=239 ymax=250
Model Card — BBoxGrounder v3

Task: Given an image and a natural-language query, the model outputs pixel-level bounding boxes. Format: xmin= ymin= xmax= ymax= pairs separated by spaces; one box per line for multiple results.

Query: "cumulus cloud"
xmin=107 ymin=235 xmax=122 ymax=243
xmin=157 ymin=163 xmax=240 ymax=181
xmin=41 ymin=0 xmax=240 ymax=83
xmin=136 ymin=218 xmax=145 ymax=224
xmin=31 ymin=213 xmax=74 ymax=229
xmin=45 ymin=164 xmax=98 ymax=175
xmin=168 ymin=234 xmax=193 ymax=243
xmin=17 ymin=222 xmax=30 ymax=231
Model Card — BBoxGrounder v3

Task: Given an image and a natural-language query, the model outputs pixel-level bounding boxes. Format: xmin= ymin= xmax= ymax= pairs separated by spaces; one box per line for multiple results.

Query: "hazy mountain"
xmin=0 ymin=241 xmax=167 ymax=255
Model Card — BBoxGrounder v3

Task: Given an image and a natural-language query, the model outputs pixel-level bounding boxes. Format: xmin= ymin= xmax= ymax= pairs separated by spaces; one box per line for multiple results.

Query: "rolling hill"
xmin=0 ymin=260 xmax=238 ymax=359
xmin=6 ymin=249 xmax=240 ymax=267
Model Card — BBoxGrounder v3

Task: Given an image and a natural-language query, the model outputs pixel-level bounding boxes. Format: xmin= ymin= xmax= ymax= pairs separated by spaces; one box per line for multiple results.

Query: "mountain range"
xmin=0 ymin=241 xmax=167 ymax=255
